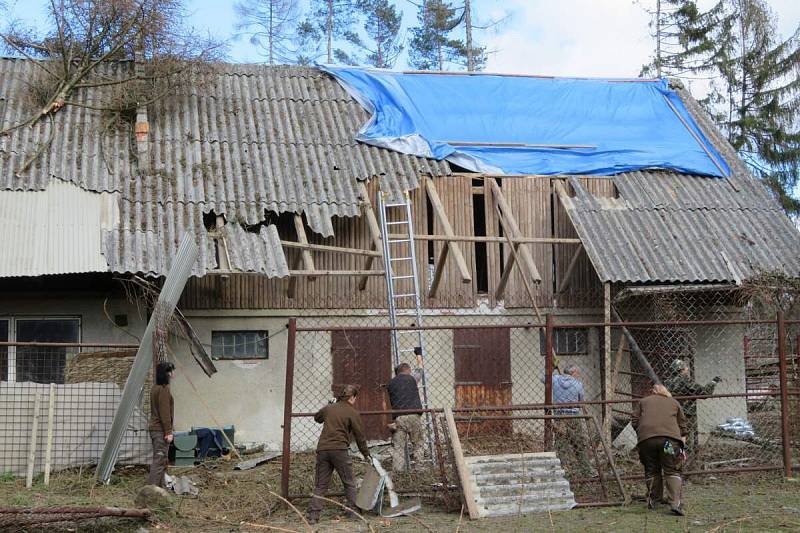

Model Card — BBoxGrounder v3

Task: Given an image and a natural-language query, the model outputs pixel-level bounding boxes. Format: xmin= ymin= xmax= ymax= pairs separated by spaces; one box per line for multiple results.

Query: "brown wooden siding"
xmin=179 ymin=176 xmax=608 ymax=310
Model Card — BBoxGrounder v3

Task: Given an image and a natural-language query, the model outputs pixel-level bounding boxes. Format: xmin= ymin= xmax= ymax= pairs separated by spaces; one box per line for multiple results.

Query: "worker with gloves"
xmin=306 ymin=384 xmax=371 ymax=524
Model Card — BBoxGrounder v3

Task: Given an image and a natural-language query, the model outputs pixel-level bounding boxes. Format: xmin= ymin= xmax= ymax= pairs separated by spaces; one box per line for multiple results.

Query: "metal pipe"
xmin=544 ymin=314 xmax=554 ymax=450
xmin=777 ymin=311 xmax=793 ymax=479
xmin=280 ymin=319 xmax=297 ymax=498
xmin=0 ymin=342 xmax=139 ymax=348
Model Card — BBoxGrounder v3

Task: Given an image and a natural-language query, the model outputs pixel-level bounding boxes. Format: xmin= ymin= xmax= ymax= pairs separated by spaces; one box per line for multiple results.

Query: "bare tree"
xmin=234 ymin=0 xmax=300 ymax=64
xmin=1 ymin=0 xmax=223 ymax=172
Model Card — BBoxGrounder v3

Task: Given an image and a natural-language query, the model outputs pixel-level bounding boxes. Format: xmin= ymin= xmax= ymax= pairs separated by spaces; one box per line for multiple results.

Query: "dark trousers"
xmin=307 ymin=449 xmax=357 ymax=519
xmin=638 ymin=436 xmax=683 ymax=501
xmin=146 ymin=430 xmax=169 ymax=487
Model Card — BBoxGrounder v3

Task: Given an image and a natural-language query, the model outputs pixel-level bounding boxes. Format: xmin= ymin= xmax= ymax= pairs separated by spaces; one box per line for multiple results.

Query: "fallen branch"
xmin=0 ymin=506 xmax=150 ymax=527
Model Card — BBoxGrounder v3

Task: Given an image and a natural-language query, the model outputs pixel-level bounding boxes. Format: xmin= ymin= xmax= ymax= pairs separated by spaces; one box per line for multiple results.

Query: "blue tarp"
xmin=321 ymin=66 xmax=730 ymax=177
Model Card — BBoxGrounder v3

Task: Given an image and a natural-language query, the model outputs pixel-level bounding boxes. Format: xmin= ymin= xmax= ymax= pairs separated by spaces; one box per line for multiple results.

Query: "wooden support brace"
xmin=489 ymin=178 xmax=541 ymax=298
xmin=426 ymin=179 xmax=472 ymax=297
xmin=280 ymin=240 xmax=381 ymax=257
xmin=358 ymin=181 xmax=383 ymax=291
xmin=444 ymin=407 xmax=481 ymax=520
xmin=556 ymin=244 xmax=584 ymax=295
xmin=26 ymin=392 xmax=41 ymax=489
xmin=286 ymin=254 xmax=302 ymax=299
xmin=44 ymin=383 xmax=56 ymax=486
xmin=293 ymin=214 xmax=315 ymax=282
xmin=496 ymin=205 xmax=542 ymax=322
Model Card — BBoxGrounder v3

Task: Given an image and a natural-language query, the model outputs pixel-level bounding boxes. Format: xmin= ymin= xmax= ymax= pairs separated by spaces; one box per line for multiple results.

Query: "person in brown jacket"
xmin=632 ymin=384 xmax=689 ymax=516
xmin=306 ymin=384 xmax=371 ymax=524
xmin=146 ymin=361 xmax=175 ymax=487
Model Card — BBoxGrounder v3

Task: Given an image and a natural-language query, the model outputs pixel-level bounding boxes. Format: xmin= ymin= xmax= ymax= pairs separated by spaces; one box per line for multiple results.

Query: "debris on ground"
xmin=165 ymin=473 xmax=199 ymax=496
xmin=0 ymin=506 xmax=150 ymax=528
xmin=235 ymin=451 xmax=282 ymax=470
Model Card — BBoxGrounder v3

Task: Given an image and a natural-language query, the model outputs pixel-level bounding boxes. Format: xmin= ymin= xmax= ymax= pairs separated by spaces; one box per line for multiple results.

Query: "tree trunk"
xmin=327 ymin=0 xmax=334 ymax=63
xmin=465 ymin=0 xmax=474 ymax=71
xmin=269 ymin=1 xmax=274 ymax=65
xmin=655 ymin=0 xmax=662 ymax=77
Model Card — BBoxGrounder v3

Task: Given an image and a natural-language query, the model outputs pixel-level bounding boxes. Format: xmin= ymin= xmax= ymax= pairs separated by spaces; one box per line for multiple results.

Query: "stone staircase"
xmin=464 ymin=452 xmax=576 ymax=517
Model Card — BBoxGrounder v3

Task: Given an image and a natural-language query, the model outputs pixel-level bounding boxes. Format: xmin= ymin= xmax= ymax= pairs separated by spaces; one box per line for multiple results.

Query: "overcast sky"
xmin=5 ymin=0 xmax=799 ymax=80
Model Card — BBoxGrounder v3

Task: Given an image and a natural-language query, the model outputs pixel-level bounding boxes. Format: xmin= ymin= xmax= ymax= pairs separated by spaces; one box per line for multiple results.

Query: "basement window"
xmin=211 ymin=331 xmax=269 ymax=360
xmin=540 ymin=328 xmax=589 ymax=356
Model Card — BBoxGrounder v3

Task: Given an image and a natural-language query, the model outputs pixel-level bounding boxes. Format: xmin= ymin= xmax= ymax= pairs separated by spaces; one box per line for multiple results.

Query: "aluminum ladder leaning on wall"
xmin=377 ymin=189 xmax=435 ymax=460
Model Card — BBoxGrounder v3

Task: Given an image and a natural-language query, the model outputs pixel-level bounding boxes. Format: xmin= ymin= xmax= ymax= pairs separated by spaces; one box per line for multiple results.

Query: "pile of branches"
xmin=738 ymin=271 xmax=800 ymax=319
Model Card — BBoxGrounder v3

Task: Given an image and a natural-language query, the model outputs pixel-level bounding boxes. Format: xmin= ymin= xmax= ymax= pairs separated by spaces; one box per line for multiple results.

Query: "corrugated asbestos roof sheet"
xmin=559 ymin=84 xmax=800 ymax=283
xmin=0 ymin=59 xmax=449 ymax=277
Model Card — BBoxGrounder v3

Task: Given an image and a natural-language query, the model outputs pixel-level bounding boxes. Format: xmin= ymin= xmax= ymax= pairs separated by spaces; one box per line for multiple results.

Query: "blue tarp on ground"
xmin=321 ymin=66 xmax=730 ymax=177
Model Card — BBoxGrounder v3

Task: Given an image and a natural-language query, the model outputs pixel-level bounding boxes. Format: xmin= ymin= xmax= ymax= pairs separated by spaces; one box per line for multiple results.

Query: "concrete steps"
xmin=464 ymin=452 xmax=576 ymax=517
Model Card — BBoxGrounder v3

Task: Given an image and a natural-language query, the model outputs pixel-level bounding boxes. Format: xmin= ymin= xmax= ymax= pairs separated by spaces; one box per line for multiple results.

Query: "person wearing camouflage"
xmin=664 ymin=359 xmax=721 ymax=452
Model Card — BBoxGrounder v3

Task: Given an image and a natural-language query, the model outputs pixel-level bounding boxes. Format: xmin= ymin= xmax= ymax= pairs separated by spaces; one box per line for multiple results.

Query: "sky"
xmin=4 ymin=0 xmax=799 ymax=80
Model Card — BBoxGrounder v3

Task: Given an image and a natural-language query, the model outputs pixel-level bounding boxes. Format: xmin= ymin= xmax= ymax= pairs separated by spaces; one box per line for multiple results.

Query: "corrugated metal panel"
xmin=0 ymin=58 xmax=450 ymax=278
xmin=0 ymin=180 xmax=117 ymax=277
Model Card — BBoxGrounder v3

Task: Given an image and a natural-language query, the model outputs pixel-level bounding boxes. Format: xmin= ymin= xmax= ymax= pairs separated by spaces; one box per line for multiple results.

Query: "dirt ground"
xmin=1 ymin=460 xmax=799 ymax=533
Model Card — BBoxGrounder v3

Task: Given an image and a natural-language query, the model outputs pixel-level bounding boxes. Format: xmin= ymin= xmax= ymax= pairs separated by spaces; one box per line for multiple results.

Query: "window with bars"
xmin=211 ymin=331 xmax=269 ymax=360
xmin=540 ymin=328 xmax=589 ymax=356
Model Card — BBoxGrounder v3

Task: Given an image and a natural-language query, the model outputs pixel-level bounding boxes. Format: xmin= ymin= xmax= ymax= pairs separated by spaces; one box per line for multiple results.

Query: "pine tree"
xmin=305 ymin=0 xmax=361 ymax=63
xmin=408 ymin=0 xmax=466 ymax=71
xmin=342 ymin=0 xmax=403 ymax=68
xmin=234 ymin=0 xmax=300 ymax=64
xmin=640 ymin=0 xmax=731 ymax=77
xmin=712 ymin=0 xmax=800 ymax=213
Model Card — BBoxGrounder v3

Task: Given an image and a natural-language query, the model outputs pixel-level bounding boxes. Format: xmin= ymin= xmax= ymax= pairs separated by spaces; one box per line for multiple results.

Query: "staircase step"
xmin=478 ymin=488 xmax=575 ymax=506
xmin=475 ymin=480 xmax=571 ymax=498
xmin=479 ymin=500 xmax=576 ymax=517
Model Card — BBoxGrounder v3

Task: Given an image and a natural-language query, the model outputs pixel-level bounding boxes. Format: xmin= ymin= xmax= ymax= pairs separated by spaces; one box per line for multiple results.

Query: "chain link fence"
xmin=281 ymin=287 xmax=799 ymax=509
xmin=0 ymin=342 xmax=149 ymax=478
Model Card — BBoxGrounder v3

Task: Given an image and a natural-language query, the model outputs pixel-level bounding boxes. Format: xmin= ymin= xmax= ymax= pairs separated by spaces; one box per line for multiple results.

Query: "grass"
xmin=1 ymin=463 xmax=798 ymax=532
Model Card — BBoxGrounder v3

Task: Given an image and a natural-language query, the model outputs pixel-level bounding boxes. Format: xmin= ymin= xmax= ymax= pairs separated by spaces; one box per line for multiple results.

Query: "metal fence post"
xmin=281 ymin=318 xmax=297 ymax=498
xmin=777 ymin=311 xmax=793 ymax=478
xmin=544 ymin=314 xmax=554 ymax=450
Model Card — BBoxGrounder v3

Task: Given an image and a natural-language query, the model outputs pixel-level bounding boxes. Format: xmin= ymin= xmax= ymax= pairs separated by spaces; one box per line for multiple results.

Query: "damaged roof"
xmin=559 ymin=84 xmax=800 ymax=284
xmin=0 ymin=59 xmax=449 ymax=277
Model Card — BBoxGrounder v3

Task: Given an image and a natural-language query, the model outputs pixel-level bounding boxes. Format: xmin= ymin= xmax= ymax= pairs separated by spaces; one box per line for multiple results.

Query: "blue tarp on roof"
xmin=321 ymin=66 xmax=731 ymax=177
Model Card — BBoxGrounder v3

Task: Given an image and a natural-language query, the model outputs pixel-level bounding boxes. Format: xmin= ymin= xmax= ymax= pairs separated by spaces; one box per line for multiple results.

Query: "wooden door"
xmin=331 ymin=329 xmax=392 ymax=440
xmin=454 ymin=327 xmax=512 ymax=433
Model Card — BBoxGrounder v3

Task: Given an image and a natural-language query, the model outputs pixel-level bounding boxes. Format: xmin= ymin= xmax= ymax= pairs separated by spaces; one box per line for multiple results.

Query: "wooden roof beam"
xmin=488 ymin=178 xmax=541 ymax=299
xmin=556 ymin=243 xmax=584 ymax=296
xmin=426 ymin=178 xmax=472 ymax=298
xmin=357 ymin=181 xmax=384 ymax=291
xmin=280 ymin=240 xmax=381 ymax=257
xmin=293 ymin=214 xmax=315 ymax=282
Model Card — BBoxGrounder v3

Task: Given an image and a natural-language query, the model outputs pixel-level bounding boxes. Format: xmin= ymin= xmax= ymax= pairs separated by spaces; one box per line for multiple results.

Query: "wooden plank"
xmin=556 ymin=244 xmax=584 ymax=295
xmin=286 ymin=253 xmax=302 ymax=299
xmin=488 ymin=178 xmax=541 ymax=282
xmin=26 ymin=392 xmax=41 ymax=489
xmin=495 ymin=205 xmax=542 ymax=321
xmin=425 ymin=179 xmax=472 ymax=285
xmin=603 ymin=282 xmax=612 ymax=431
xmin=289 ymin=270 xmax=385 ymax=276
xmin=44 ymin=383 xmax=55 ymax=486
xmin=293 ymin=214 xmax=315 ymax=281
xmin=358 ymin=181 xmax=384 ymax=291
xmin=444 ymin=407 xmax=481 ymax=520
xmin=429 ymin=238 xmax=451 ymax=297
xmin=280 ymin=241 xmax=381 ymax=257
xmin=604 ymin=335 xmax=628 ymax=437
xmin=388 ymin=234 xmax=581 ymax=244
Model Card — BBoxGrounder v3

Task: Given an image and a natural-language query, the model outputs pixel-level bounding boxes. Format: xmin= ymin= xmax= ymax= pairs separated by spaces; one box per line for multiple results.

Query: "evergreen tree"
xmin=640 ymin=0 xmax=731 ymax=77
xmin=408 ymin=0 xmax=468 ymax=71
xmin=234 ymin=0 xmax=300 ymax=64
xmin=342 ymin=0 xmax=403 ymax=68
xmin=306 ymin=0 xmax=361 ymax=63
xmin=712 ymin=0 xmax=800 ymax=213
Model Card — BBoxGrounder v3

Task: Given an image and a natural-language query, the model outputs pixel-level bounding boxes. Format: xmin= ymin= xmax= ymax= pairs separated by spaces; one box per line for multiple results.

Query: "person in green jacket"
xmin=664 ymin=359 xmax=720 ymax=452
xmin=306 ymin=384 xmax=371 ymax=524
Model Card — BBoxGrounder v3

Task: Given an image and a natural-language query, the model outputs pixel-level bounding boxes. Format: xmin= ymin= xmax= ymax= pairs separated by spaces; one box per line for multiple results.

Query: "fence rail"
xmin=281 ymin=298 xmax=800 ymax=507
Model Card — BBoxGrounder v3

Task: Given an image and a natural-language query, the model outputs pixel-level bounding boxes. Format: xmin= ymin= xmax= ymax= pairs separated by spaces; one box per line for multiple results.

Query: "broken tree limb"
xmin=425 ymin=179 xmax=472 ymax=296
xmin=0 ymin=506 xmax=150 ymax=528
